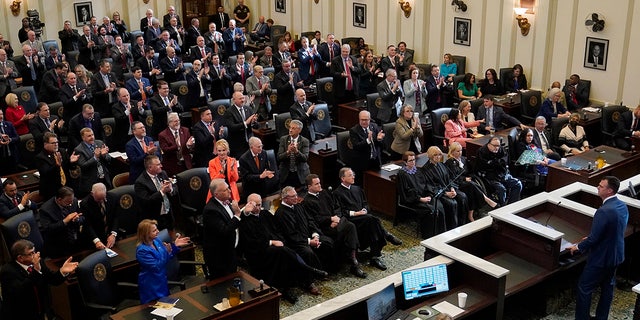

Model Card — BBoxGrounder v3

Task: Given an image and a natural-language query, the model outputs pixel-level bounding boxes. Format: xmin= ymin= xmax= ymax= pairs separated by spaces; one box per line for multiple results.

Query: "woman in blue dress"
xmin=136 ymin=219 xmax=190 ymax=303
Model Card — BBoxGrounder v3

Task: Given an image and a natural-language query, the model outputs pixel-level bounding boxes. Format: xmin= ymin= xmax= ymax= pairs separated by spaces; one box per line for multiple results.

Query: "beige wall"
xmin=0 ymin=0 xmax=637 ymax=106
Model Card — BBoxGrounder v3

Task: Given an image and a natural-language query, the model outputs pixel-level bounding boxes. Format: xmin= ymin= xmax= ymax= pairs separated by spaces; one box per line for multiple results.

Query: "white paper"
xmin=381 ymin=163 xmax=402 ymax=172
xmin=105 ymin=248 xmax=118 ymax=258
xmin=150 ymin=307 xmax=183 ymax=318
xmin=432 ymin=301 xmax=465 ymax=317
xmin=109 ymin=152 xmax=128 ymax=160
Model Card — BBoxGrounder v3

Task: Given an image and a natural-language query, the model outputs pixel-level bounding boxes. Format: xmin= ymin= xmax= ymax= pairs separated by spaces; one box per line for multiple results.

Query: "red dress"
xmin=207 ymin=156 xmax=240 ymax=202
xmin=4 ymin=105 xmax=29 ymax=135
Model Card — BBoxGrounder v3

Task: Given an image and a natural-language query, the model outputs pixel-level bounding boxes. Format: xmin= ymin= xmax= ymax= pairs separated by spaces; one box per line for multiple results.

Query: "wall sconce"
xmin=314 ymin=0 xmax=320 ymax=3
xmin=10 ymin=0 xmax=22 ymax=16
xmin=398 ymin=0 xmax=412 ymax=18
xmin=451 ymin=0 xmax=467 ymax=12
xmin=514 ymin=7 xmax=531 ymax=36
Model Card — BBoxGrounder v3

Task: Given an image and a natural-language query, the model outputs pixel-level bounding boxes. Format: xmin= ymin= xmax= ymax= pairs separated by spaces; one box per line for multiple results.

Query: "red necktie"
xmin=12 ymin=197 xmax=19 ymax=207
xmin=240 ymin=66 xmax=245 ymax=83
xmin=254 ymin=155 xmax=260 ymax=170
xmin=309 ymin=50 xmax=315 ymax=75
xmin=258 ymin=78 xmax=265 ymax=104
xmin=344 ymin=58 xmax=352 ymax=91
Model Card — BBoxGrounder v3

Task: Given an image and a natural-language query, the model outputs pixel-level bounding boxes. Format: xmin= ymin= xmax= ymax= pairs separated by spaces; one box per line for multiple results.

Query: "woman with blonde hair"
xmin=445 ymin=142 xmax=498 ymax=222
xmin=4 ymin=93 xmax=34 ymax=135
xmin=207 ymin=139 xmax=240 ymax=202
xmin=458 ymin=100 xmax=484 ymax=137
xmin=136 ymin=219 xmax=190 ymax=304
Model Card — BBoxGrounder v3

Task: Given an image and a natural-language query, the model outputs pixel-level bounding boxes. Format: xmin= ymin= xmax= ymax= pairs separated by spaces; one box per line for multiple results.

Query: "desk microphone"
xmin=545 ymin=201 xmax=562 ymax=227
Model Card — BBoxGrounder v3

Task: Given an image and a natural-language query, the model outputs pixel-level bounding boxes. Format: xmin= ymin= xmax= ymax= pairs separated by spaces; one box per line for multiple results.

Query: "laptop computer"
xmin=366 ymin=283 xmax=414 ymax=320
xmin=401 ymin=264 xmax=450 ymax=301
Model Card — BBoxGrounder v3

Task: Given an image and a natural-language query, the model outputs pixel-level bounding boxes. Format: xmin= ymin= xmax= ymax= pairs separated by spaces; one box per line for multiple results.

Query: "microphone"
xmin=545 ymin=201 xmax=562 ymax=227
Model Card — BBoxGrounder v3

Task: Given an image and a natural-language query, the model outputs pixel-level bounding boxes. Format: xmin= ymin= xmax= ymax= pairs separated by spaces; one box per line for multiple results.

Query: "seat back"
xmin=275 ymin=112 xmax=291 ymax=140
xmin=499 ymin=68 xmax=512 ymax=91
xmin=143 ymin=110 xmax=153 ymax=133
xmin=336 ymin=130 xmax=353 ymax=167
xmin=49 ymin=101 xmax=64 ymax=119
xmin=209 ymin=99 xmax=230 ymax=125
xmin=301 ymin=31 xmax=315 ymax=40
xmin=311 ymin=103 xmax=332 ymax=138
xmin=170 ymin=80 xmax=190 ymax=109
xmin=130 ymin=30 xmax=144 ymax=44
xmin=269 ymin=89 xmax=278 ymax=109
xmin=366 ymin=92 xmax=381 ymax=124
xmin=12 ymin=86 xmax=38 ymax=113
xmin=519 ymin=90 xmax=542 ymax=125
xmin=564 ymin=79 xmax=592 ymax=107
xmin=1 ymin=211 xmax=44 ymax=252
xmin=451 ymin=55 xmax=466 ymax=75
xmin=263 ymin=67 xmax=276 ymax=85
xmin=550 ymin=116 xmax=569 ymax=150
xmin=506 ymin=127 xmax=519 ymax=163
xmin=470 ymin=97 xmax=484 ymax=115
xmin=315 ymin=77 xmax=334 ymax=107
xmin=77 ymin=251 xmax=119 ymax=308
xmin=341 ymin=37 xmax=360 ymax=54
xmin=111 ymin=172 xmax=130 ymax=188
xmin=227 ymin=55 xmax=237 ymax=66
xmin=175 ymin=168 xmax=210 ymax=217
xmin=270 ymin=25 xmax=287 ymax=46
xmin=43 ymin=40 xmax=59 ymax=54
xmin=415 ymin=63 xmax=430 ymax=81
xmin=382 ymin=122 xmax=396 ymax=158
xmin=601 ymin=105 xmax=628 ymax=146
xmin=106 ymin=185 xmax=139 ymax=237
xmin=101 ymin=117 xmax=116 ymax=150
xmin=452 ymin=74 xmax=465 ymax=102
xmin=18 ymin=133 xmax=37 ymax=169
xmin=430 ymin=108 xmax=453 ymax=148
xmin=157 ymin=229 xmax=182 ymax=281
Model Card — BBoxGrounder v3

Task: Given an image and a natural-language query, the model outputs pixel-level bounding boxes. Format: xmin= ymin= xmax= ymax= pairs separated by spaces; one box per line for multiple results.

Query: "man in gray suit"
xmin=376 ymin=69 xmax=403 ymax=124
xmin=73 ymin=127 xmax=112 ymax=198
xmin=277 ymin=120 xmax=310 ymax=189
xmin=0 ymin=48 xmax=19 ymax=109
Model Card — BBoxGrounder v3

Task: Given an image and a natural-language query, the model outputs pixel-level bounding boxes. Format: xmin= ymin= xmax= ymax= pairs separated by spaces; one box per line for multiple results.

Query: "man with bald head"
xmin=14 ymin=44 xmax=44 ymax=89
xmin=0 ymin=48 xmax=19 ymax=107
xmin=159 ymin=46 xmax=185 ymax=83
xmin=163 ymin=6 xmax=182 ymax=29
xmin=190 ymin=35 xmax=212 ymax=64
xmin=80 ymin=183 xmax=118 ymax=248
xmin=273 ymin=60 xmax=303 ymax=114
xmin=59 ymin=71 xmax=92 ymax=122
xmin=224 ymin=91 xmax=259 ymax=158
xmin=21 ymin=30 xmax=45 ymax=57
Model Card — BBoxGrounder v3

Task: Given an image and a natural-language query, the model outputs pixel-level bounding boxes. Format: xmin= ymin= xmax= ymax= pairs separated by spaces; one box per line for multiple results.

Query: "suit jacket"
xmin=578 ymin=196 xmax=628 ymax=268
xmin=158 ymin=126 xmax=193 ymax=176
xmin=202 ymin=198 xmax=241 ymax=277
xmin=79 ymin=193 xmax=118 ymax=243
xmin=330 ymin=55 xmax=361 ymax=100
xmin=78 ymin=34 xmax=101 ymax=68
xmin=0 ymin=191 xmax=36 ymax=219
xmin=318 ymin=42 xmax=340 ymax=77
xmin=208 ymin=63 xmax=232 ymax=100
xmin=349 ymin=123 xmax=383 ymax=171
xmin=222 ymin=27 xmax=245 ymax=57
xmin=67 ymin=113 xmax=104 ymax=150
xmin=223 ymin=104 xmax=255 ymax=158
xmin=132 ymin=44 xmax=147 ymax=63
xmin=34 ymin=149 xmax=74 ymax=200
xmin=272 ymin=50 xmax=292 ymax=74
xmin=376 ymin=80 xmax=403 ymax=123
xmin=0 ymin=120 xmax=19 ymax=166
xmin=203 ymin=31 xmax=225 ymax=56
xmin=144 ymin=26 xmax=162 ymax=45
xmin=140 ymin=17 xmax=154 ymax=33
xmin=290 ymin=101 xmax=317 ymax=142
xmin=615 ymin=110 xmax=637 ymax=140
xmin=13 ymin=54 xmax=44 ymax=88
xmin=110 ymin=45 xmax=133 ymax=80
xmin=38 ymin=69 xmax=65 ymax=103
xmin=425 ymin=75 xmax=445 ymax=111
xmin=112 ymin=100 xmax=145 ymax=150
xmin=391 ymin=116 xmax=423 ymax=155
xmin=562 ymin=81 xmax=590 ymax=110
xmin=227 ymin=62 xmax=252 ymax=86
xmin=154 ymin=39 xmax=181 ymax=61
xmin=136 ymin=238 xmax=178 ymax=304
xmin=259 ymin=54 xmax=274 ymax=68
xmin=403 ymin=79 xmax=428 ymax=114
xmin=125 ymin=135 xmax=161 ymax=183
xmin=207 ymin=156 xmax=240 ymax=201
xmin=0 ymin=260 xmax=65 ymax=320
xmin=190 ymin=45 xmax=213 ymax=64
xmin=149 ymin=93 xmax=184 ymax=138
xmin=125 ymin=76 xmax=153 ymax=104
xmin=44 ymin=54 xmax=64 ymax=71
xmin=162 ymin=14 xmax=182 ymax=29
xmin=277 ymin=135 xmax=310 ymax=185
xmin=40 ymin=196 xmax=95 ymax=258
xmin=95 ymin=35 xmax=114 ymax=60
xmin=184 ymin=25 xmax=202 ymax=49
xmin=73 ymin=140 xmax=113 ymax=195
xmin=185 ymin=68 xmax=212 ymax=104
xmin=59 ymin=82 xmax=92 ymax=122
xmin=210 ymin=13 xmax=230 ymax=32
xmin=91 ymin=71 xmax=118 ymax=117
xmin=272 ymin=70 xmax=302 ymax=114
xmin=134 ymin=170 xmax=177 ymax=221
xmin=587 ymin=53 xmax=605 ymax=65
xmin=298 ymin=47 xmax=322 ymax=81
xmin=58 ymin=28 xmax=81 ymax=54
xmin=0 ymin=59 xmax=19 ymax=95
xmin=380 ymin=55 xmax=405 ymax=75
xmin=191 ymin=120 xmax=223 ymax=167
xmin=245 ymin=75 xmax=272 ymax=112
xmin=504 ymin=73 xmax=528 ymax=93
xmin=159 ymin=55 xmax=185 ymax=83
xmin=135 ymin=56 xmax=161 ymax=81
xmin=239 ymin=149 xmax=279 ymax=199
xmin=475 ymin=106 xmax=522 ymax=134
xmin=29 ymin=116 xmax=62 ymax=151
xmin=537 ymin=99 xmax=568 ymax=124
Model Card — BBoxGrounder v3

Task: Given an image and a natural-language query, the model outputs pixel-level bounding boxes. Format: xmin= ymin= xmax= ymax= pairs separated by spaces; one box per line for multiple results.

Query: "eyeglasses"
xmin=490 ymin=143 xmax=501 ymax=148
xmin=20 ymin=251 xmax=36 ymax=257
xmin=406 ymin=158 xmax=416 ymax=162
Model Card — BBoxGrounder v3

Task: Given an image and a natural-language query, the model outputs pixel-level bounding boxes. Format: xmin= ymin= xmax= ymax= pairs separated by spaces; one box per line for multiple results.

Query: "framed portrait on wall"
xmin=74 ymin=2 xmax=93 ymax=27
xmin=275 ymin=0 xmax=286 ymax=13
xmin=584 ymin=37 xmax=608 ymax=71
xmin=353 ymin=3 xmax=366 ymax=28
xmin=454 ymin=17 xmax=471 ymax=46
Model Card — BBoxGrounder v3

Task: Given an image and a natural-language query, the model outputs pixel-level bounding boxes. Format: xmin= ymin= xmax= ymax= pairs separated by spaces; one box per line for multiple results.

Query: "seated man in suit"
xmin=0 ymin=109 xmax=20 ymax=175
xmin=40 ymin=186 xmax=105 ymax=258
xmin=332 ymin=167 xmax=402 ymax=271
xmin=134 ymin=154 xmax=177 ymax=230
xmin=158 ymin=112 xmax=194 ymax=176
xmin=68 ymin=104 xmax=104 ymax=150
xmin=277 ymin=120 xmax=310 ymax=189
xmin=303 ymin=174 xmax=366 ymax=278
xmin=0 ymin=240 xmax=78 ymax=320
xmin=476 ymin=137 xmax=522 ymax=205
xmin=532 ymin=116 xmax=561 ymax=160
xmin=349 ymin=110 xmax=384 ymax=185
xmin=79 ymin=182 xmax=118 ymax=248
xmin=73 ymin=128 xmax=112 ymax=198
xmin=125 ymin=121 xmax=161 ymax=184
xmin=0 ymin=179 xmax=37 ymax=219
xmin=475 ymin=95 xmax=527 ymax=134
xmin=239 ymin=137 xmax=278 ymax=200
xmin=614 ymin=104 xmax=640 ymax=150
xmin=562 ymin=74 xmax=590 ymax=111
xmin=35 ymin=132 xmax=79 ymax=200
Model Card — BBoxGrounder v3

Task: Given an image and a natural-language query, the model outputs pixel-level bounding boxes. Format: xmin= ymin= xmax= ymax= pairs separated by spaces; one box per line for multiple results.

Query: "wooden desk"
xmin=253 ymin=120 xmax=278 ymax=151
xmin=363 ymin=153 xmax=429 ymax=219
xmin=465 ymin=128 xmax=512 ymax=158
xmin=546 ymin=145 xmax=640 ymax=191
xmin=1 ymin=169 xmax=39 ymax=192
xmin=111 ymin=271 xmax=280 ymax=320
xmin=493 ymin=94 xmax=521 ymax=117
xmin=337 ymin=100 xmax=365 ymax=129
xmin=309 ymin=136 xmax=338 ymax=188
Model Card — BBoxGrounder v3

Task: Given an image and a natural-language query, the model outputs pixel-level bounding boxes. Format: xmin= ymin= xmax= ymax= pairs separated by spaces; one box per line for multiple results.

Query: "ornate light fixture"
xmin=398 ymin=0 xmax=412 ymax=18
xmin=451 ymin=0 xmax=467 ymax=12
xmin=514 ymin=7 xmax=531 ymax=36
xmin=10 ymin=0 xmax=22 ymax=16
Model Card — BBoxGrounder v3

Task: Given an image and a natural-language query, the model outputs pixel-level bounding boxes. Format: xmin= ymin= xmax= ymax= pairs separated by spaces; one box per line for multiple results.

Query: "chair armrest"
xmin=168 ymin=280 xmax=186 ymax=290
xmin=180 ymin=205 xmax=198 ymax=215
xmin=116 ymin=281 xmax=139 ymax=289
xmin=85 ymin=302 xmax=117 ymax=312
xmin=331 ymin=125 xmax=347 ymax=132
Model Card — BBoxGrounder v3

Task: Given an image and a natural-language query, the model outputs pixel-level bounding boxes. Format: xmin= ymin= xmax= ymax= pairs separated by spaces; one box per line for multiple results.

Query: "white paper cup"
xmin=458 ymin=292 xmax=468 ymax=308
xmin=561 ymin=158 xmax=567 ymax=166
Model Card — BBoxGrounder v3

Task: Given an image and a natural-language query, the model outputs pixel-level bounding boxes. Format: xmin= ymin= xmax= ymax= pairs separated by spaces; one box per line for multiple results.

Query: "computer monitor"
xmin=366 ymin=283 xmax=398 ymax=320
xmin=401 ymin=263 xmax=450 ymax=300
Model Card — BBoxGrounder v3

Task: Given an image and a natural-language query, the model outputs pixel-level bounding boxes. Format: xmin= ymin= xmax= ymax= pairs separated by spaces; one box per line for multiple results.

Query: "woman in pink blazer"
xmin=444 ymin=108 xmax=473 ymax=148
